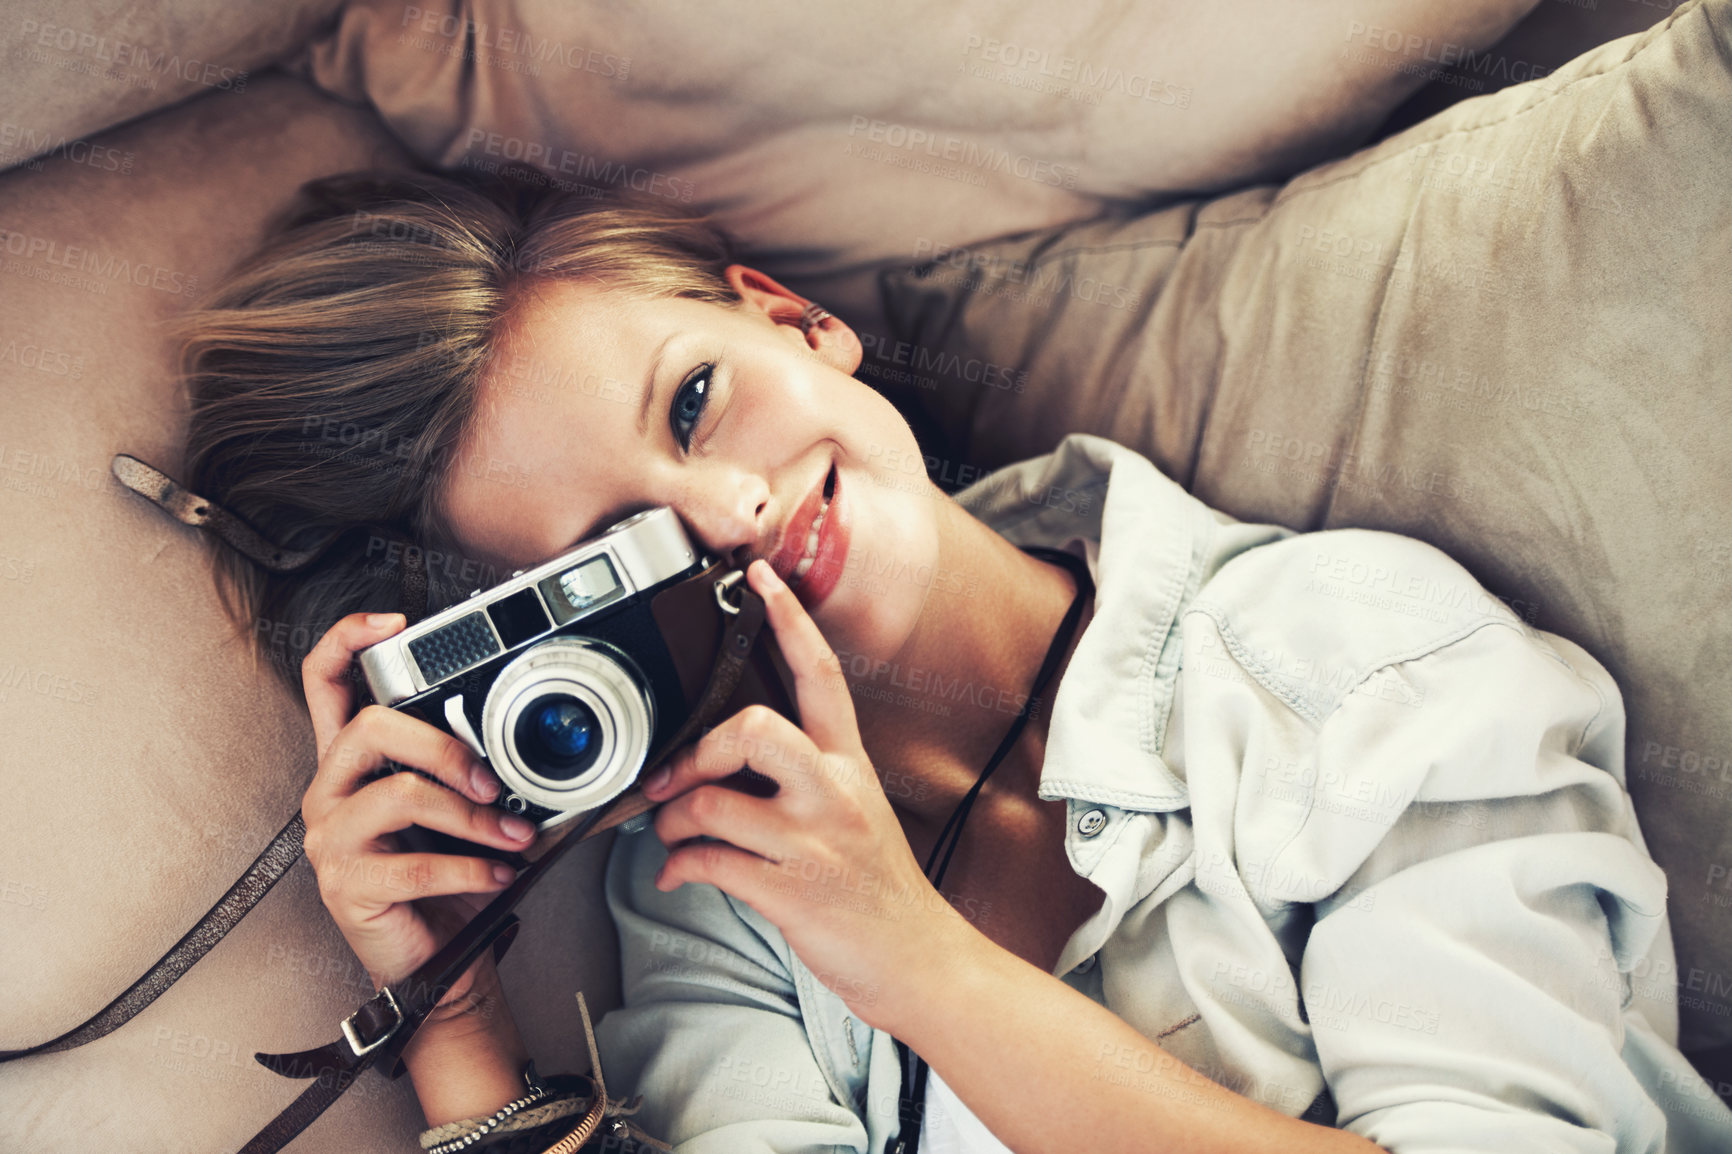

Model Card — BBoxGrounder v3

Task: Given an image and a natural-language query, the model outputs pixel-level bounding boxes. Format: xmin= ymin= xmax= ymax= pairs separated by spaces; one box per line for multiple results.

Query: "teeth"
xmin=790 ymin=490 xmax=831 ymax=585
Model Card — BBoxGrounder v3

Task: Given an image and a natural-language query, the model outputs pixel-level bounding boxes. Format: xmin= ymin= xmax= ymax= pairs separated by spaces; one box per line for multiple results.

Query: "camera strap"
xmin=5 ymin=455 xmax=780 ymax=1153
xmin=0 ymin=458 xmax=430 ymax=1069
xmin=241 ymin=565 xmax=771 ymax=1154
xmin=109 ymin=454 xmax=433 ymax=618
xmin=0 ymin=810 xmax=314 ymax=1066
xmin=1 ymin=569 xmax=767 ymax=1150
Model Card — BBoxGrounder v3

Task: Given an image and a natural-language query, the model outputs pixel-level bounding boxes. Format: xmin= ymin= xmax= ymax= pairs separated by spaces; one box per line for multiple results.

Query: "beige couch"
xmin=0 ymin=72 xmax=626 ymax=1150
xmin=7 ymin=1 xmax=1711 ymax=1150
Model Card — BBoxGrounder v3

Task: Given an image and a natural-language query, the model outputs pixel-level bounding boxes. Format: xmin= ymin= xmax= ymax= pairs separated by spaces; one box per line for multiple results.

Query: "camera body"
xmin=360 ymin=507 xmax=724 ymax=831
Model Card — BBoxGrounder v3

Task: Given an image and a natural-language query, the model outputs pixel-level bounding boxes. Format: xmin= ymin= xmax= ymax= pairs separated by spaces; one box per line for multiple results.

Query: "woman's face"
xmin=442 ymin=267 xmax=941 ymax=662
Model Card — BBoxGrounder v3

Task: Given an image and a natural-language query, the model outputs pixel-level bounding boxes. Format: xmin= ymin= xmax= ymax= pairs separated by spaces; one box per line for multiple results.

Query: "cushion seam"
xmin=1269 ymin=5 xmax=1684 ymax=210
xmin=981 ymin=215 xmax=1269 ymax=272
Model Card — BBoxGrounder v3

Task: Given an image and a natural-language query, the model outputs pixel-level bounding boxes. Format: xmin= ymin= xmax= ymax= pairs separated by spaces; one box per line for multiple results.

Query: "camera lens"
xmin=483 ymin=636 xmax=655 ymax=823
xmin=513 ymin=694 xmax=602 ymax=780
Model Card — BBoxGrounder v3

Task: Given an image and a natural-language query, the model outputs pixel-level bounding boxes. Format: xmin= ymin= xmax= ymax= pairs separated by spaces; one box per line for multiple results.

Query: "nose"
xmin=678 ymin=467 xmax=769 ymax=566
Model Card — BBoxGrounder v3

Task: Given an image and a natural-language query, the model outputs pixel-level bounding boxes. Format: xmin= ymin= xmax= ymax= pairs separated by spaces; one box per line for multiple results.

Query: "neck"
xmin=845 ymin=496 xmax=1088 ymax=832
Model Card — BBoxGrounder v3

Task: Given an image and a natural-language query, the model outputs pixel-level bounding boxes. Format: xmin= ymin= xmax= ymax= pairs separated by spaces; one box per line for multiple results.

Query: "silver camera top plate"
xmin=359 ymin=507 xmax=697 ymax=707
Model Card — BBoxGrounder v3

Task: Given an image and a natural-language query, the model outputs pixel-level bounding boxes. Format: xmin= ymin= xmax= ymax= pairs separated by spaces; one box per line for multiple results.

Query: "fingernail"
xmin=492 ymin=861 xmax=516 ymax=885
xmin=755 ymin=559 xmax=784 ymax=588
xmin=470 ymin=763 xmax=500 ymax=802
xmin=500 ymin=814 xmax=535 ymax=841
xmin=366 ymin=612 xmax=402 ymax=629
xmin=643 ymin=766 xmax=671 ymax=797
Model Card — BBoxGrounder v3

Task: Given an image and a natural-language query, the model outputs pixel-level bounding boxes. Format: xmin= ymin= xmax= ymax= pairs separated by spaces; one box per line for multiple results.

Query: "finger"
xmin=319 ymin=850 xmax=517 ymax=914
xmin=655 ymin=836 xmax=787 ymax=900
xmin=329 ymin=771 xmax=537 ymax=856
xmin=309 ymin=705 xmax=501 ymax=812
xmin=653 ymin=783 xmax=791 ymax=862
xmin=303 ymin=613 xmax=405 ymax=760
xmin=641 ymin=703 xmax=827 ymax=803
xmin=748 ymin=559 xmax=861 ymax=753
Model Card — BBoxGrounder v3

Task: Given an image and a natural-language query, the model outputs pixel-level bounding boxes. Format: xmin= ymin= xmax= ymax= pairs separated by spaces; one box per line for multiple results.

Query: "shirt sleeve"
xmin=594 ymin=826 xmax=879 ymax=1154
xmin=1291 ymin=618 xmax=1673 ymax=1153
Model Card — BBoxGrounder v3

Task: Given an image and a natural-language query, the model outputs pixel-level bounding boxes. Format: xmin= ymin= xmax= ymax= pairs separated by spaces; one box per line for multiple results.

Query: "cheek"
xmin=707 ymin=372 xmax=795 ymax=460
xmin=850 ymin=378 xmax=924 ymax=456
xmin=759 ymin=358 xmax=891 ymax=431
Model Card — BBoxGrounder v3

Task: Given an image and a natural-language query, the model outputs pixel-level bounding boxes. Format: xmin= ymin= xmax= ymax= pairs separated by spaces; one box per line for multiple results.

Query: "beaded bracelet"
xmin=424 ymin=1062 xmax=551 ymax=1154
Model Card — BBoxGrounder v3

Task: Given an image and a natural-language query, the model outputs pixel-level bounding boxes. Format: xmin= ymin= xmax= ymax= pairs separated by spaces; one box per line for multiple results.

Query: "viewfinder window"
xmin=487 ymin=587 xmax=552 ymax=648
xmin=539 ymin=555 xmax=623 ymax=624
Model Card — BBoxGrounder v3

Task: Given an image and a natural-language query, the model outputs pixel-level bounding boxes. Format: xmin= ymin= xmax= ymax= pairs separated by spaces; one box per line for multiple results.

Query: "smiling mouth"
xmin=789 ymin=464 xmax=836 ymax=588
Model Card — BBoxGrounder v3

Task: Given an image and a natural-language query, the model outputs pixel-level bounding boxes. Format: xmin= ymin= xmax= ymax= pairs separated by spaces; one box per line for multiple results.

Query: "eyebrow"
xmin=637 ymin=332 xmax=675 ymax=437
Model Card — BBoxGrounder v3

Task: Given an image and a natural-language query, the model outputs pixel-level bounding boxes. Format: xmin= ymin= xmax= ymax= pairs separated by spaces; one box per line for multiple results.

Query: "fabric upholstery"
xmin=292 ymin=0 xmax=1540 ymax=330
xmin=877 ymin=0 xmax=1732 ymax=1051
xmin=0 ymin=73 xmax=621 ymax=1153
xmin=1 ymin=0 xmax=1722 ymax=1149
xmin=0 ymin=0 xmax=348 ymax=163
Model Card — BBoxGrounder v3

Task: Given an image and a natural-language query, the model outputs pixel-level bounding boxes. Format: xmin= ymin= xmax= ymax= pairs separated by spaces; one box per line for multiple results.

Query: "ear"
xmin=724 ymin=264 xmax=862 ymax=374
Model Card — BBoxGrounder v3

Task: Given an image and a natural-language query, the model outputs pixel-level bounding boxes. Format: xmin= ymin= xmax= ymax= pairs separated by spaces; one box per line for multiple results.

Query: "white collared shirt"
xmin=596 ymin=434 xmax=1732 ymax=1152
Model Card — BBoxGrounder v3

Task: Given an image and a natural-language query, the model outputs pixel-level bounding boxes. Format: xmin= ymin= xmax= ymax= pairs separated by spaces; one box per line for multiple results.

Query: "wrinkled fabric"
xmin=597 ymin=435 xmax=1732 ymax=1152
xmin=881 ymin=0 xmax=1732 ymax=1055
xmin=292 ymin=0 xmax=1537 ymax=327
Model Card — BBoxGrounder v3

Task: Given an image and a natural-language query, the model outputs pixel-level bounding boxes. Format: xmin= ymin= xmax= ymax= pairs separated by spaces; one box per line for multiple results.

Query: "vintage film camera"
xmin=360 ymin=507 xmax=783 ymax=831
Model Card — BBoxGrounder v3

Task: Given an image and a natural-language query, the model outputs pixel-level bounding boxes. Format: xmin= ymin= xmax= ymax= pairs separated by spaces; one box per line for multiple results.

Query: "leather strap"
xmin=240 ymin=572 xmax=771 ymax=1154
xmin=0 ymin=811 xmax=310 ymax=1063
xmin=112 ymin=454 xmax=431 ymax=623
xmin=0 ymin=466 xmax=445 ymax=1062
xmin=0 ymin=814 xmax=523 ymax=1073
xmin=12 ymin=456 xmax=770 ymax=1150
xmin=111 ymin=455 xmax=335 ymax=573
xmin=0 ymin=558 xmax=770 ymax=1154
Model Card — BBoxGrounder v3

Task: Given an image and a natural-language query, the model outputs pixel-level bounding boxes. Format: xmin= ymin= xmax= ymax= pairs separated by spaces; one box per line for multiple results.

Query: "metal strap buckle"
xmin=340 ymin=987 xmax=403 ymax=1059
xmin=713 ymin=570 xmax=745 ymax=616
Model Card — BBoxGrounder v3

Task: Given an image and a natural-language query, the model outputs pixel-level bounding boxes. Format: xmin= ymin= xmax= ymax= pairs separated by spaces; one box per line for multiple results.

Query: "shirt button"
xmin=1073 ymin=953 xmax=1098 ymax=975
xmin=1076 ymin=808 xmax=1108 ymax=837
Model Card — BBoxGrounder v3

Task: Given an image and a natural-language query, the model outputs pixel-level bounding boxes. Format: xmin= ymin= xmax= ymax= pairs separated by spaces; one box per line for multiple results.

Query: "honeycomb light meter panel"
xmin=407 ymin=612 xmax=500 ymax=683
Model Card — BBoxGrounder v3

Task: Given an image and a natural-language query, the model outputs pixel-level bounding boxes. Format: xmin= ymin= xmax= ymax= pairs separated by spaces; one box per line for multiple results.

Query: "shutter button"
xmin=1076 ymin=808 xmax=1107 ymax=837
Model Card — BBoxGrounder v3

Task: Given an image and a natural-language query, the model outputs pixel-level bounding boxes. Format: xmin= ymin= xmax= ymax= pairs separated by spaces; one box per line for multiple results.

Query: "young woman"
xmin=182 ymin=168 xmax=1732 ymax=1153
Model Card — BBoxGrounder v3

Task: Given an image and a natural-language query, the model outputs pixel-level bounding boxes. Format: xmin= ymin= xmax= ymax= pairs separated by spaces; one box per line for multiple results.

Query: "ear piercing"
xmin=798 ymin=303 xmax=833 ymax=338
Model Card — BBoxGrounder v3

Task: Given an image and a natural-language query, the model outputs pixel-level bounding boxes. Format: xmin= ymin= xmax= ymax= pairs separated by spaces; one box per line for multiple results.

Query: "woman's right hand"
xmin=299 ymin=611 xmax=541 ymax=1014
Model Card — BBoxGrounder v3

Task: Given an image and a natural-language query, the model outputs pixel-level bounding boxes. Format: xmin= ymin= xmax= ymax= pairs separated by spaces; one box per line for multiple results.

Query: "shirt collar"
xmin=954 ymin=434 xmax=1288 ymax=814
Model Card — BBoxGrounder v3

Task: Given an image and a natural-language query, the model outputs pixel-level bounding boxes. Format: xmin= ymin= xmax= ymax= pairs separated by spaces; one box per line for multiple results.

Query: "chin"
xmin=817 ymin=582 xmax=915 ymax=668
xmin=811 ymin=478 xmax=938 ymax=666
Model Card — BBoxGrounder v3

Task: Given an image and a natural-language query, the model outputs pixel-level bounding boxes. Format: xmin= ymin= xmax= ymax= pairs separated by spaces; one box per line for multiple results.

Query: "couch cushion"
xmin=293 ymin=0 xmax=1540 ymax=328
xmin=0 ymin=0 xmax=348 ymax=165
xmin=879 ymin=0 xmax=1732 ymax=1052
xmin=0 ymin=72 xmax=621 ymax=1153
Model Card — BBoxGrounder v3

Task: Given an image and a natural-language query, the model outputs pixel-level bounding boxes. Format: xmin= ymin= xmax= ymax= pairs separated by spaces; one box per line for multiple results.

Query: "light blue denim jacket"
xmin=596 ymin=435 xmax=1732 ymax=1152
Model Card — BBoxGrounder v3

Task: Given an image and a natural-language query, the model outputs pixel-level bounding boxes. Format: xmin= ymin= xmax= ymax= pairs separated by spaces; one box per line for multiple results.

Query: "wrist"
xmin=872 ymin=897 xmax=1002 ymax=1040
xmin=422 ymin=955 xmax=510 ymax=1032
xmin=403 ymin=965 xmax=529 ymax=1127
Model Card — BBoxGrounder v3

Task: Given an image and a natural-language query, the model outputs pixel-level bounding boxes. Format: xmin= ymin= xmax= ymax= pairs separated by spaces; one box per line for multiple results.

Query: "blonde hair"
xmin=180 ymin=167 xmax=737 ymax=696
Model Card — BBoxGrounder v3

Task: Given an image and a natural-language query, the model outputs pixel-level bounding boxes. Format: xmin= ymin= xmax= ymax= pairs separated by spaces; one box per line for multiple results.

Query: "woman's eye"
xmin=669 ymin=363 xmax=714 ymax=452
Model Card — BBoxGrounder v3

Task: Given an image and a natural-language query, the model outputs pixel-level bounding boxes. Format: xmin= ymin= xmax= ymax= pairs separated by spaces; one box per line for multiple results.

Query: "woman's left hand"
xmin=640 ymin=559 xmax=968 ymax=1032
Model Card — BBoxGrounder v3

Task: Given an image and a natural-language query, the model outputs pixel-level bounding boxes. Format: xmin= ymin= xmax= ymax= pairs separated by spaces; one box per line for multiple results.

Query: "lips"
xmin=767 ymin=460 xmax=849 ymax=609
xmin=791 ymin=466 xmax=837 ymax=583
